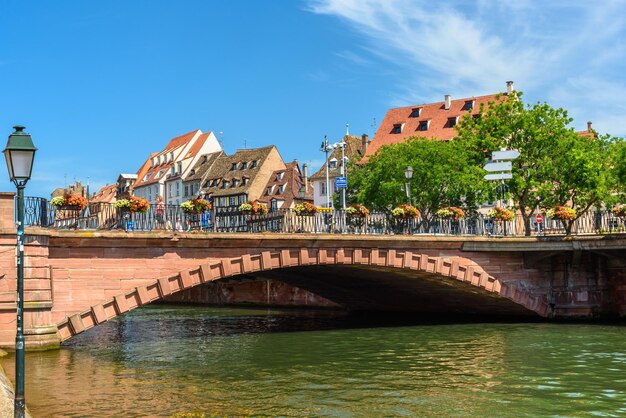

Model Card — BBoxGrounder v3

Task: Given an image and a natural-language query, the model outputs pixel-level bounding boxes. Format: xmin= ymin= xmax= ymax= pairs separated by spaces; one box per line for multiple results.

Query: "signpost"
xmin=335 ymin=176 xmax=347 ymax=189
xmin=483 ymin=149 xmax=519 ymax=237
xmin=536 ymin=213 xmax=543 ymax=235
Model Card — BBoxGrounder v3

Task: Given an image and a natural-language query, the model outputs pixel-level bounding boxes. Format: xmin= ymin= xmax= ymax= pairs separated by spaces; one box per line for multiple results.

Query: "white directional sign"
xmin=492 ymin=150 xmax=520 ymax=161
xmin=484 ymin=173 xmax=513 ymax=181
xmin=483 ymin=161 xmax=512 ymax=172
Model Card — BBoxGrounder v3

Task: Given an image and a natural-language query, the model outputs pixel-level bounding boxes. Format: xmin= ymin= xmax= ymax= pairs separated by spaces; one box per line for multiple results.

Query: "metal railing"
xmin=19 ymin=197 xmax=626 ymax=236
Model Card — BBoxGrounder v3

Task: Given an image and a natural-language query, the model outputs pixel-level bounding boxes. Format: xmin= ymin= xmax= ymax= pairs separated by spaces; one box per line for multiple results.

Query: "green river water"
xmin=2 ymin=305 xmax=625 ymax=417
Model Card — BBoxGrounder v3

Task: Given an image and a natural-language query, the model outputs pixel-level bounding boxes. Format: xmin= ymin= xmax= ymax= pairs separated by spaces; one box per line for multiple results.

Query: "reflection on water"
xmin=2 ymin=306 xmax=625 ymax=417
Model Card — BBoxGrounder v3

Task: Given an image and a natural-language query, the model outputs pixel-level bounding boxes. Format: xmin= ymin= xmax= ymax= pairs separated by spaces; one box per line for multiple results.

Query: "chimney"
xmin=506 ymin=80 xmax=514 ymax=95
xmin=302 ymin=163 xmax=308 ymax=192
xmin=361 ymin=133 xmax=369 ymax=155
xmin=587 ymin=121 xmax=593 ymax=132
xmin=444 ymin=95 xmax=451 ymax=110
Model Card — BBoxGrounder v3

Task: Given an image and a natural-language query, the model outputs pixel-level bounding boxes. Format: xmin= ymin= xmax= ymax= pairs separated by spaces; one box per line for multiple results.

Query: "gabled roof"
xmin=310 ymin=135 xmax=365 ymax=180
xmin=91 ymin=184 xmax=117 ymax=204
xmin=185 ymin=151 xmax=225 ymax=182
xmin=258 ymin=161 xmax=313 ymax=207
xmin=365 ymin=93 xmax=504 ymax=159
xmin=165 ymin=129 xmax=202 ymax=151
xmin=201 ymin=146 xmax=278 ymax=197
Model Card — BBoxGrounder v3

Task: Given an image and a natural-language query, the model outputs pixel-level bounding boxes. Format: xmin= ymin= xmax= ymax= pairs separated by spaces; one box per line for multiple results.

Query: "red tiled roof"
xmin=257 ymin=161 xmax=313 ymax=208
xmin=91 ymin=184 xmax=117 ymax=204
xmin=185 ymin=132 xmax=210 ymax=159
xmin=365 ymin=93 xmax=503 ymax=160
xmin=165 ymin=129 xmax=201 ymax=151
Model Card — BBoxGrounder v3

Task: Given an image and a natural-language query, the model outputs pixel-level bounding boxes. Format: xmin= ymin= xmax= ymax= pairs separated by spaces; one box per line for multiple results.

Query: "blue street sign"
xmin=335 ymin=176 xmax=347 ymax=189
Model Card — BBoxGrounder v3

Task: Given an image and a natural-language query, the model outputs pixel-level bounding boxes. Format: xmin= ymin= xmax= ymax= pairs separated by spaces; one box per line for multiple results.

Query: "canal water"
xmin=2 ymin=305 xmax=625 ymax=417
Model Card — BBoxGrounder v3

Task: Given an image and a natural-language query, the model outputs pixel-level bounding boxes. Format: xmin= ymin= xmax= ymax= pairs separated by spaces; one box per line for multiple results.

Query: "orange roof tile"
xmin=365 ymin=93 xmax=504 ymax=160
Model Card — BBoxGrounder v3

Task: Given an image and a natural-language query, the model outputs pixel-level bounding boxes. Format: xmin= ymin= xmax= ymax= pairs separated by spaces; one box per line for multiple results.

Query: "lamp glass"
xmin=5 ymin=149 xmax=35 ymax=181
xmin=404 ymin=165 xmax=413 ymax=180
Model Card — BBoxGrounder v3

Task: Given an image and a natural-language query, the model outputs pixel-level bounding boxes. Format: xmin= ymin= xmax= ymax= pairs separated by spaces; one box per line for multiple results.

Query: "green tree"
xmin=456 ymin=92 xmax=611 ymax=235
xmin=347 ymin=137 xmax=489 ymax=221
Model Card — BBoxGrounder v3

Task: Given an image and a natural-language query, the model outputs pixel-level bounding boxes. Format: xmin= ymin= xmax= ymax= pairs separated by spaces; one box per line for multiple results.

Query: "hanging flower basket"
xmin=612 ymin=204 xmax=626 ymax=217
xmin=546 ymin=206 xmax=576 ymax=221
xmin=391 ymin=204 xmax=420 ymax=219
xmin=181 ymin=198 xmax=212 ymax=214
xmin=436 ymin=207 xmax=465 ymax=220
xmin=50 ymin=193 xmax=88 ymax=210
xmin=239 ymin=201 xmax=268 ymax=215
xmin=487 ymin=206 xmax=514 ymax=222
xmin=114 ymin=196 xmax=150 ymax=213
xmin=346 ymin=204 xmax=369 ymax=218
xmin=293 ymin=202 xmax=318 ymax=216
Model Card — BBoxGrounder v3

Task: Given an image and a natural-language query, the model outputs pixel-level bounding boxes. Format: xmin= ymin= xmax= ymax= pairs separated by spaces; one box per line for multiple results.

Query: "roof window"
xmin=251 ymin=160 xmax=258 ymax=169
xmin=418 ymin=120 xmax=430 ymax=131
xmin=221 ymin=180 xmax=229 ymax=189
xmin=447 ymin=117 xmax=458 ymax=127
xmin=241 ymin=162 xmax=247 ymax=170
xmin=410 ymin=107 xmax=421 ymax=118
xmin=392 ymin=123 xmax=404 ymax=134
xmin=231 ymin=163 xmax=237 ymax=171
xmin=464 ymin=100 xmax=475 ymax=111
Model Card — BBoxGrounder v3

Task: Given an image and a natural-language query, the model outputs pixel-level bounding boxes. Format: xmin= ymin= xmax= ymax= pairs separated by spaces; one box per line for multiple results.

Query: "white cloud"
xmin=308 ymin=0 xmax=626 ymax=135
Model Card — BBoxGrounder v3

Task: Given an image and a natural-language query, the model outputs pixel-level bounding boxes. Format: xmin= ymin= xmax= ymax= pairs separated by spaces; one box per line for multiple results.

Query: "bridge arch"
xmin=56 ymin=247 xmax=550 ymax=342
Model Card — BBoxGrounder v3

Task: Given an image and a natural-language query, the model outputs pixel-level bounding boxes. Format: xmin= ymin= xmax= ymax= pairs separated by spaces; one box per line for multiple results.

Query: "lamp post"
xmin=404 ymin=165 xmax=413 ymax=205
xmin=3 ymin=126 xmax=37 ymax=418
xmin=320 ymin=136 xmax=333 ymax=208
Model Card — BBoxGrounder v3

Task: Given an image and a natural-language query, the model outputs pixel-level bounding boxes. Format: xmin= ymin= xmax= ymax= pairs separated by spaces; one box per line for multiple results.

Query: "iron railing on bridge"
xmin=20 ymin=197 xmax=626 ymax=237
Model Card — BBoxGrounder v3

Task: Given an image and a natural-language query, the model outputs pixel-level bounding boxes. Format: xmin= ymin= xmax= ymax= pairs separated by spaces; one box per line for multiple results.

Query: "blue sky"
xmin=1 ymin=0 xmax=625 ymax=198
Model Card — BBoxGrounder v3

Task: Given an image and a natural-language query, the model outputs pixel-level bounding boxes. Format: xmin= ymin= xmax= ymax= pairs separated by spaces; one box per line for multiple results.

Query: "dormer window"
xmin=189 ymin=170 xmax=195 ymax=176
xmin=410 ymin=107 xmax=421 ymax=118
xmin=151 ymin=159 xmax=155 ymax=167
xmin=278 ymin=184 xmax=285 ymax=194
xmin=204 ymin=180 xmax=211 ymax=188
xmin=170 ymin=152 xmax=174 ymax=162
xmin=447 ymin=117 xmax=458 ymax=127
xmin=392 ymin=123 xmax=403 ymax=134
xmin=242 ymin=177 xmax=248 ymax=186
xmin=418 ymin=120 xmax=430 ymax=131
xmin=277 ymin=172 xmax=284 ymax=181
xmin=464 ymin=100 xmax=475 ymax=111
xmin=241 ymin=162 xmax=247 ymax=170
xmin=177 ymin=162 xmax=182 ymax=174
xmin=231 ymin=163 xmax=237 ymax=171
xmin=143 ymin=172 xmax=152 ymax=181
xmin=221 ymin=180 xmax=229 ymax=189
xmin=232 ymin=179 xmax=239 ymax=187
xmin=251 ymin=160 xmax=258 ymax=169
xmin=329 ymin=158 xmax=338 ymax=169
xmin=170 ymin=166 xmax=175 ymax=176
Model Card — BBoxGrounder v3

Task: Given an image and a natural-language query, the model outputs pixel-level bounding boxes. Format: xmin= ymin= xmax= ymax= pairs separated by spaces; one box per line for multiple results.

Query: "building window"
xmin=251 ymin=160 xmax=257 ymax=168
xmin=229 ymin=197 xmax=236 ymax=206
xmin=270 ymin=200 xmax=278 ymax=212
xmin=171 ymin=166 xmax=175 ymax=176
xmin=418 ymin=121 xmax=429 ymax=131
xmin=222 ymin=181 xmax=229 ymax=189
xmin=176 ymin=182 xmax=180 ymax=196
xmin=464 ymin=100 xmax=474 ymax=110
xmin=177 ymin=162 xmax=182 ymax=174
xmin=232 ymin=179 xmax=239 ymax=187
xmin=448 ymin=117 xmax=458 ymax=127
xmin=242 ymin=177 xmax=248 ymax=186
xmin=277 ymin=172 xmax=284 ymax=181
xmin=392 ymin=123 xmax=403 ymax=134
xmin=410 ymin=108 xmax=421 ymax=117
xmin=241 ymin=162 xmax=247 ymax=170
xmin=320 ymin=182 xmax=326 ymax=196
xmin=231 ymin=163 xmax=237 ymax=171
xmin=184 ymin=185 xmax=189 ymax=197
xmin=278 ymin=185 xmax=285 ymax=194
xmin=170 ymin=152 xmax=174 ymax=162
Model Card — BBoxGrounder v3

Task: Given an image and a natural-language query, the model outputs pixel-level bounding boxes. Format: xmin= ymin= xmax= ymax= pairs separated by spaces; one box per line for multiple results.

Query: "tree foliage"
xmin=347 ymin=137 xmax=489 ymax=221
xmin=456 ymin=92 xmax=614 ymax=235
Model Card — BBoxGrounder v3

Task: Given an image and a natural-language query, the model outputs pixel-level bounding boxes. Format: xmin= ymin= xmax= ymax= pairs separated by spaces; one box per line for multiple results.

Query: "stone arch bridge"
xmin=0 ymin=197 xmax=625 ymax=350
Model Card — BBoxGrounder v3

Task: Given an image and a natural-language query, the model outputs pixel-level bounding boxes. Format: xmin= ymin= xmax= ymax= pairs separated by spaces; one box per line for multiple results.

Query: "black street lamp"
xmin=404 ymin=165 xmax=413 ymax=205
xmin=3 ymin=126 xmax=37 ymax=418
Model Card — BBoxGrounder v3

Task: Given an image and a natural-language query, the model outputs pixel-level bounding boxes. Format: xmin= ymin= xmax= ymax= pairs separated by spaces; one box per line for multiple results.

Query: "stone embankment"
xmin=0 ymin=352 xmax=31 ymax=418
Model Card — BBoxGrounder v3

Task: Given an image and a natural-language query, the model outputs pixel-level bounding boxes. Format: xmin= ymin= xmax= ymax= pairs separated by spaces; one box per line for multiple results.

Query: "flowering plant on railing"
xmin=436 ymin=207 xmax=465 ymax=220
xmin=50 ymin=193 xmax=88 ymax=210
xmin=546 ymin=206 xmax=576 ymax=221
xmin=346 ymin=204 xmax=369 ymax=218
xmin=612 ymin=204 xmax=626 ymax=217
xmin=391 ymin=204 xmax=420 ymax=219
xmin=114 ymin=196 xmax=150 ymax=213
xmin=487 ymin=206 xmax=514 ymax=222
xmin=181 ymin=198 xmax=212 ymax=213
xmin=239 ymin=201 xmax=268 ymax=215
xmin=293 ymin=202 xmax=318 ymax=215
